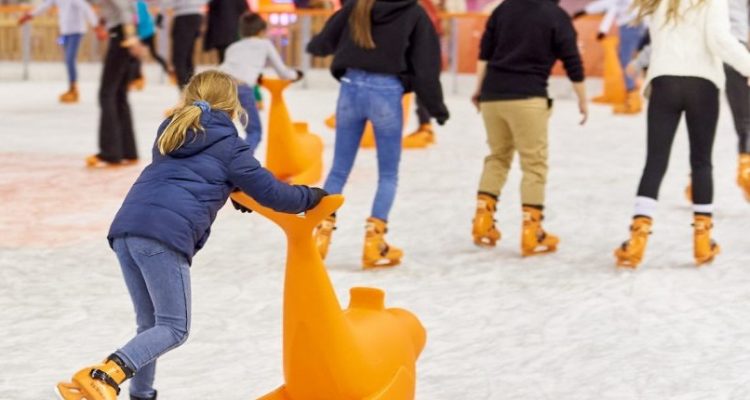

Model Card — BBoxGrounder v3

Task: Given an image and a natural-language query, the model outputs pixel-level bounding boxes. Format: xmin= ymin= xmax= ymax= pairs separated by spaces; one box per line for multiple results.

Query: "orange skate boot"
xmin=402 ymin=123 xmax=436 ymax=148
xmin=614 ymin=216 xmax=652 ymax=268
xmin=737 ymin=154 xmax=750 ymax=201
xmin=613 ymin=90 xmax=642 ymax=115
xmin=314 ymin=215 xmax=336 ymax=260
xmin=693 ymin=215 xmax=720 ymax=266
xmin=56 ymin=355 xmax=133 ymax=400
xmin=521 ymin=206 xmax=559 ymax=256
xmin=472 ymin=194 xmax=501 ymax=247
xmin=59 ymin=84 xmax=79 ymax=104
xmin=362 ymin=217 xmax=402 ymax=269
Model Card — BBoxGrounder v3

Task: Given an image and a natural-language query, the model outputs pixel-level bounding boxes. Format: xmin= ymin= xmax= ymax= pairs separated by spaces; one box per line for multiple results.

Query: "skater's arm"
xmin=597 ymin=7 xmax=617 ymax=36
xmin=706 ymin=0 xmax=750 ymax=76
xmin=227 ymin=138 xmax=318 ymax=213
xmin=572 ymin=81 xmax=588 ymax=125
xmin=30 ymin=0 xmax=55 ymax=17
xmin=472 ymin=60 xmax=486 ymax=112
xmin=265 ymin=40 xmax=300 ymax=81
xmin=306 ymin=8 xmax=348 ymax=56
xmin=583 ymin=0 xmax=612 ymax=15
xmin=408 ymin=10 xmax=449 ymax=124
xmin=553 ymin=12 xmax=585 ymax=84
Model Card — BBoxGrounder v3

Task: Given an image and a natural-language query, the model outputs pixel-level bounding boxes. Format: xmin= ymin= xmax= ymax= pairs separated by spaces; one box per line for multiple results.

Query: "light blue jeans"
xmin=618 ymin=24 xmax=645 ymax=91
xmin=112 ymin=236 xmax=191 ymax=399
xmin=238 ymin=83 xmax=262 ymax=154
xmin=62 ymin=33 xmax=82 ymax=84
xmin=323 ymin=69 xmax=405 ymax=221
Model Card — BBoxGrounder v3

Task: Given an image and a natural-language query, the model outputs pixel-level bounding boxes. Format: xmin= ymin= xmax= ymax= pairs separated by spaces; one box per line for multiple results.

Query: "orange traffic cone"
xmin=230 ymin=192 xmax=426 ymax=400
xmin=262 ymin=78 xmax=324 ymax=185
xmin=593 ymin=36 xmax=627 ymax=105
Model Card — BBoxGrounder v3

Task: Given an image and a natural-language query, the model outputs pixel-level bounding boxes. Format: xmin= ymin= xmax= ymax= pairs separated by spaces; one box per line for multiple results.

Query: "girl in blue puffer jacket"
xmin=55 ymin=70 xmax=326 ymax=400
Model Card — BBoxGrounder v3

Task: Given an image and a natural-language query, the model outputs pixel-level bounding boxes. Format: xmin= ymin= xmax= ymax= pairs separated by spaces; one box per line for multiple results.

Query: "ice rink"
xmin=2 ymin=64 xmax=750 ymax=399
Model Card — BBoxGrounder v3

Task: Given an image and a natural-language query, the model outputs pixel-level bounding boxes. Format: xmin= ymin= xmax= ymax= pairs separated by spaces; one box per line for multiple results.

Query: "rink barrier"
xmin=0 ymin=7 xmax=606 ymax=93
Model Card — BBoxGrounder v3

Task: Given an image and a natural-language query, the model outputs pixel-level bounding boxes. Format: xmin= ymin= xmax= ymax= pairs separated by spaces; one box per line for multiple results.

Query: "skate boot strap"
xmin=89 ymin=368 xmax=121 ymax=395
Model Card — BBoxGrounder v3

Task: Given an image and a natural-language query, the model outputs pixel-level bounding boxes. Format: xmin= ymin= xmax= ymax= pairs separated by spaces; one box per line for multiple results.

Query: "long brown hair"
xmin=349 ymin=0 xmax=376 ymax=49
xmin=159 ymin=70 xmax=246 ymax=155
xmin=632 ymin=0 xmax=706 ymax=25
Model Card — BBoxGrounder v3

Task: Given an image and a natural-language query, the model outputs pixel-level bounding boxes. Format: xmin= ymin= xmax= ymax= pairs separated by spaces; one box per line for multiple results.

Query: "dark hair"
xmin=349 ymin=0 xmax=376 ymax=49
xmin=240 ymin=12 xmax=268 ymax=38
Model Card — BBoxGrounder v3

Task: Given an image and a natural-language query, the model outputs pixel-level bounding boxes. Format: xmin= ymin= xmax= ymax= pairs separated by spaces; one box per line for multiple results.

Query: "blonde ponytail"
xmin=157 ymin=70 xmax=246 ymax=155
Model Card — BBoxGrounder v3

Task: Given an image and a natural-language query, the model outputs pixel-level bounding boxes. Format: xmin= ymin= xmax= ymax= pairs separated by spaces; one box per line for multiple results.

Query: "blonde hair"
xmin=349 ymin=0 xmax=376 ymax=49
xmin=632 ymin=0 xmax=706 ymax=25
xmin=159 ymin=70 xmax=246 ymax=155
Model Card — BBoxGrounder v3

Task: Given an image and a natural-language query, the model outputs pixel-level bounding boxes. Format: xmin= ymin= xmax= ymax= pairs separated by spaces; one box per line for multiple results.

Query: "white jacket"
xmin=32 ymin=0 xmax=97 ymax=35
xmin=645 ymin=0 xmax=750 ymax=91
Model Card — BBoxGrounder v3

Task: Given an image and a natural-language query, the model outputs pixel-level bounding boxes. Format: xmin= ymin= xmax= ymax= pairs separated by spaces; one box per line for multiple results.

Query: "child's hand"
xmin=308 ymin=187 xmax=329 ymax=209
xmin=231 ymin=198 xmax=253 ymax=213
xmin=94 ymin=25 xmax=108 ymax=41
xmin=579 ymin=99 xmax=589 ymax=125
xmin=294 ymin=69 xmax=305 ymax=82
xmin=471 ymin=92 xmax=481 ymax=113
xmin=625 ymin=61 xmax=639 ymax=79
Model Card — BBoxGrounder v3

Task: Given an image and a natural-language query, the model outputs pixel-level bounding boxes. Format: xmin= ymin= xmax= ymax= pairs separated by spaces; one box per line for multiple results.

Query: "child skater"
xmin=470 ymin=0 xmax=588 ymax=256
xmin=219 ymin=12 xmax=301 ymax=153
xmin=574 ymin=0 xmax=646 ymax=114
xmin=129 ymin=0 xmax=174 ymax=90
xmin=307 ymin=0 xmax=449 ymax=268
xmin=18 ymin=0 xmax=99 ymax=103
xmin=55 ymin=70 xmax=327 ymax=400
xmin=614 ymin=0 xmax=750 ymax=268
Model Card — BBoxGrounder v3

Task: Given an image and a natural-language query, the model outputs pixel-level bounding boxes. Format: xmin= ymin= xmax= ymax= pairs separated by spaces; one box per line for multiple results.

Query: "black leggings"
xmin=725 ymin=64 xmax=750 ymax=154
xmin=142 ymin=35 xmax=170 ymax=74
xmin=637 ymin=76 xmax=719 ymax=205
xmin=171 ymin=14 xmax=203 ymax=89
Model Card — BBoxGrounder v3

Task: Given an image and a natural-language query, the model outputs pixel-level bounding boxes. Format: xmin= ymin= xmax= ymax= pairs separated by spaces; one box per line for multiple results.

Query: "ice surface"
xmin=1 ymin=64 xmax=750 ymax=399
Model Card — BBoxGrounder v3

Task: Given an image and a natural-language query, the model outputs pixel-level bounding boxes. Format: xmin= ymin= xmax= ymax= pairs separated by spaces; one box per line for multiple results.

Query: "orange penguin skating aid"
xmin=229 ymin=192 xmax=426 ymax=400
xmin=262 ymin=78 xmax=324 ymax=185
xmin=592 ymin=36 xmax=627 ymax=105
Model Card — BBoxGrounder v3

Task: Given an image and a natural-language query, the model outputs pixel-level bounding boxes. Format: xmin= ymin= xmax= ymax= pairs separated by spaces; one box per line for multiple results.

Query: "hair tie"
xmin=193 ymin=100 xmax=211 ymax=113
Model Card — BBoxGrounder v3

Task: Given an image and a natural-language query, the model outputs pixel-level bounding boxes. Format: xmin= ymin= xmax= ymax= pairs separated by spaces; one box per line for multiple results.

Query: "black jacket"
xmin=479 ymin=0 xmax=584 ymax=100
xmin=306 ymin=0 xmax=449 ymax=124
xmin=203 ymin=0 xmax=249 ymax=50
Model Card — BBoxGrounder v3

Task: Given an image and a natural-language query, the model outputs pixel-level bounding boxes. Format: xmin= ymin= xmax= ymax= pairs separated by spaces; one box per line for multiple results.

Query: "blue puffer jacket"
xmin=108 ymin=109 xmax=316 ymax=264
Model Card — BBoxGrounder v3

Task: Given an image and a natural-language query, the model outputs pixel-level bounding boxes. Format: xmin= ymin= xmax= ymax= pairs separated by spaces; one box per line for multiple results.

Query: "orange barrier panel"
xmin=229 ymin=192 xmax=426 ymax=400
xmin=262 ymin=78 xmax=324 ymax=185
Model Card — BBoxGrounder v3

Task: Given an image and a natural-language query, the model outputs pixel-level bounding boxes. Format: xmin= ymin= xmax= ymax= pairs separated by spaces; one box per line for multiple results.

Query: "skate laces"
xmin=89 ymin=368 xmax=121 ymax=395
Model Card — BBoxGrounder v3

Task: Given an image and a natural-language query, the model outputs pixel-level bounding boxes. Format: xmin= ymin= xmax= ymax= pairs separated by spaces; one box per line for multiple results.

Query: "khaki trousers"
xmin=478 ymin=98 xmax=551 ymax=206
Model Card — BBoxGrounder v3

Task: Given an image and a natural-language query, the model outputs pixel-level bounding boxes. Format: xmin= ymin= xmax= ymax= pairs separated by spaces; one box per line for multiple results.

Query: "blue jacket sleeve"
xmin=306 ymin=7 xmax=349 ymax=56
xmin=227 ymin=137 xmax=315 ymax=214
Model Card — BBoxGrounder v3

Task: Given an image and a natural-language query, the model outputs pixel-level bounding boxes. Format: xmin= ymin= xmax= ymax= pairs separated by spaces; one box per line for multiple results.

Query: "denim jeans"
xmin=618 ymin=24 xmax=645 ymax=91
xmin=238 ymin=83 xmax=262 ymax=154
xmin=62 ymin=33 xmax=82 ymax=84
xmin=112 ymin=236 xmax=191 ymax=399
xmin=323 ymin=69 xmax=404 ymax=221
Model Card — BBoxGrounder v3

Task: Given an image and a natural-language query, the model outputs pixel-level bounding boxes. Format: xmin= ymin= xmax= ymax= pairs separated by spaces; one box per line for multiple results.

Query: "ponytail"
xmin=349 ymin=0 xmax=376 ymax=49
xmin=158 ymin=104 xmax=205 ymax=155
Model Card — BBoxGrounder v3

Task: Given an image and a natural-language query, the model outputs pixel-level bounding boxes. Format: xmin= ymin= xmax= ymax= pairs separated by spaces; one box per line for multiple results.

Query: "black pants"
xmin=637 ymin=76 xmax=719 ymax=205
xmin=142 ymin=35 xmax=170 ymax=74
xmin=415 ymin=96 xmax=431 ymax=125
xmin=215 ymin=44 xmax=230 ymax=63
xmin=98 ymin=25 xmax=138 ymax=163
xmin=171 ymin=14 xmax=203 ymax=88
xmin=725 ymin=64 xmax=750 ymax=154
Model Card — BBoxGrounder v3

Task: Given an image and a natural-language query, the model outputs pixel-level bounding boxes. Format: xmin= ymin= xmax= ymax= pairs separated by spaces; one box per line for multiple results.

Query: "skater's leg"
xmin=238 ymin=84 xmax=262 ymax=152
xmin=97 ymin=26 xmax=132 ymax=163
xmin=635 ymin=77 xmax=684 ymax=206
xmin=323 ymin=80 xmax=367 ymax=195
xmin=724 ymin=64 xmax=750 ymax=154
xmin=684 ymin=78 xmax=720 ymax=209
xmin=507 ymin=98 xmax=551 ymax=208
xmin=144 ymin=35 xmax=171 ymax=74
xmin=114 ymin=237 xmax=191 ymax=386
xmin=618 ymin=24 xmax=644 ymax=92
xmin=478 ymin=101 xmax=515 ymax=199
xmin=185 ymin=15 xmax=203 ymax=84
xmin=63 ymin=34 xmax=82 ymax=86
xmin=171 ymin=15 xmax=200 ymax=88
xmin=117 ymin=63 xmax=138 ymax=161
xmin=369 ymin=81 xmax=405 ymax=221
xmin=112 ymin=238 xmax=158 ymax=398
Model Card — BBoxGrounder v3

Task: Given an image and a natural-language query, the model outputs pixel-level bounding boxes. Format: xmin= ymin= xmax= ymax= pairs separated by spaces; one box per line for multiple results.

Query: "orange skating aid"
xmin=472 ymin=194 xmax=501 ymax=247
xmin=56 ymin=358 xmax=131 ymax=400
xmin=614 ymin=216 xmax=652 ymax=269
xmin=521 ymin=207 xmax=558 ymax=257
xmin=694 ymin=215 xmax=720 ymax=266
xmin=360 ymin=93 xmax=414 ymax=149
xmin=262 ymin=78 xmax=324 ymax=185
xmin=737 ymin=154 xmax=750 ymax=201
xmin=229 ymin=192 xmax=426 ymax=400
xmin=592 ymin=36 xmax=626 ymax=105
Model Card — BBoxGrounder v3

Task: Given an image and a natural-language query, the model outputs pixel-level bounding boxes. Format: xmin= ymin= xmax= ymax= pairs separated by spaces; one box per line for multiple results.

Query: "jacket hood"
xmin=371 ymin=0 xmax=418 ymax=24
xmin=168 ymin=110 xmax=237 ymax=158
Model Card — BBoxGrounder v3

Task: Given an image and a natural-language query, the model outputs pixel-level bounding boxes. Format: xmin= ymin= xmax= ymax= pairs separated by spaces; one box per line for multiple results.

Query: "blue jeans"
xmin=112 ymin=236 xmax=191 ymax=399
xmin=238 ymin=83 xmax=262 ymax=153
xmin=62 ymin=34 xmax=82 ymax=84
xmin=618 ymin=24 xmax=645 ymax=91
xmin=323 ymin=69 xmax=404 ymax=221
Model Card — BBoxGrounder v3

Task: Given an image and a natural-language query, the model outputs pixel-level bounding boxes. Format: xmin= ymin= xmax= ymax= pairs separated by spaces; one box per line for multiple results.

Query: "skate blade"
xmin=55 ymin=382 xmax=86 ymax=400
xmin=521 ymin=245 xmax=557 ymax=257
xmin=473 ymin=236 xmax=498 ymax=248
xmin=363 ymin=259 xmax=401 ymax=269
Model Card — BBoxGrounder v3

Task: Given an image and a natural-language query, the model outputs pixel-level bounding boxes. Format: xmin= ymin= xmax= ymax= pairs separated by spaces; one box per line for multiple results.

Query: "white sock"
xmin=693 ymin=203 xmax=714 ymax=215
xmin=634 ymin=196 xmax=658 ymax=218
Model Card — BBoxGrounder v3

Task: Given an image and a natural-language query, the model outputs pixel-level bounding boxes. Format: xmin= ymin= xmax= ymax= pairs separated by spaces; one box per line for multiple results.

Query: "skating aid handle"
xmin=229 ymin=192 xmax=344 ymax=237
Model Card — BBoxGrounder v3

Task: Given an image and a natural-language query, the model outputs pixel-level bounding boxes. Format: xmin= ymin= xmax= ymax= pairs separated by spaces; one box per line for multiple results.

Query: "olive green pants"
xmin=478 ymin=98 xmax=551 ymax=206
